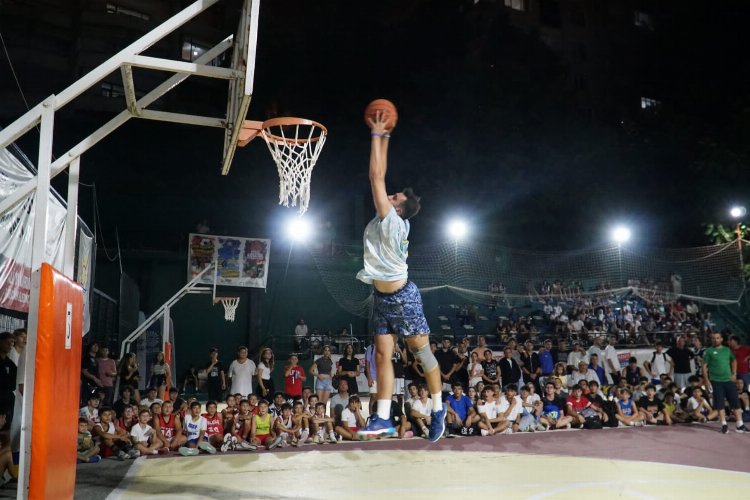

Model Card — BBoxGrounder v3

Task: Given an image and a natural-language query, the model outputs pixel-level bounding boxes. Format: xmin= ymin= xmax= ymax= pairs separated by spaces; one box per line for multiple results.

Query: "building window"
xmin=106 ymin=3 xmax=150 ymax=21
xmin=633 ymin=10 xmax=654 ymax=30
xmin=640 ymin=97 xmax=661 ymax=109
xmin=101 ymin=82 xmax=124 ymax=98
xmin=504 ymin=0 xmax=525 ymax=12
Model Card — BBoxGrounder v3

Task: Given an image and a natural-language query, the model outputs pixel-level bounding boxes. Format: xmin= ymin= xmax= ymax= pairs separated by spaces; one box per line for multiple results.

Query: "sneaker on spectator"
xmin=312 ymin=434 xmax=322 ymax=445
xmin=268 ymin=436 xmax=283 ymax=450
xmin=327 ymin=432 xmax=338 ymax=444
xmin=291 ymin=438 xmax=299 ymax=447
xmin=501 ymin=427 xmax=513 ymax=435
xmin=178 ymin=447 xmax=199 ymax=457
xmin=116 ymin=450 xmax=127 ymax=461
xmin=300 ymin=429 xmax=310 ymax=444
xmin=87 ymin=455 xmax=102 ymax=463
xmin=480 ymin=429 xmax=489 ymax=437
xmin=428 ymin=408 xmax=447 ymax=443
xmin=238 ymin=441 xmax=256 ymax=451
xmin=721 ymin=424 xmax=728 ymax=434
xmin=735 ymin=425 xmax=749 ymax=433
xmin=223 ymin=433 xmax=234 ymax=450
xmin=535 ymin=423 xmax=547 ymax=432
xmin=357 ymin=415 xmax=397 ymax=440
xmin=198 ymin=441 xmax=217 ymax=454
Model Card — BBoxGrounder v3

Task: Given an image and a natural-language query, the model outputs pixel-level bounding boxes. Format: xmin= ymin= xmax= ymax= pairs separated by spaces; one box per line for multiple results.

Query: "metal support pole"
xmin=18 ymin=95 xmax=56 ymax=500
xmin=63 ymin=156 xmax=80 ymax=279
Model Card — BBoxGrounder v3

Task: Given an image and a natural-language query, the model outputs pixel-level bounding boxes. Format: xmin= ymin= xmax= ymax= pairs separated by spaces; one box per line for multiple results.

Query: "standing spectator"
xmin=622 ymin=357 xmax=648 ymax=387
xmin=118 ymin=353 xmax=141 ymax=401
xmin=284 ymin=354 xmax=306 ymax=401
xmin=587 ymin=354 xmax=607 ymax=386
xmin=691 ymin=336 xmax=706 ymax=375
xmin=553 ymin=340 xmax=570 ymax=366
xmin=204 ymin=348 xmax=226 ymax=403
xmin=113 ymin=386 xmax=136 ymax=419
xmin=149 ymin=352 xmax=170 ymax=401
xmin=499 ymin=347 xmax=522 ymax=388
xmin=481 ymin=349 xmax=500 ymax=386
xmin=294 ymin=319 xmax=308 ymax=338
xmin=728 ymin=335 xmax=750 ymax=388
xmin=520 ymin=341 xmax=542 ymax=393
xmin=644 ymin=342 xmax=673 ymax=385
xmin=97 ymin=346 xmax=118 ymax=407
xmin=311 ymin=345 xmax=335 ymax=405
xmin=337 ymin=344 xmax=360 ymax=395
xmin=453 ymin=339 xmax=470 ymax=390
xmin=8 ymin=329 xmax=25 ymax=366
xmin=227 ymin=346 xmax=256 ymax=398
xmin=434 ymin=338 xmax=462 ymax=393
xmin=467 ymin=351 xmax=484 ymax=389
xmin=0 ymin=333 xmax=16 ymax=431
xmin=257 ymin=348 xmax=276 ymax=399
xmin=404 ymin=347 xmax=423 ymax=389
xmin=539 ymin=340 xmax=555 ymax=382
xmin=81 ymin=342 xmax=102 ymax=405
xmin=702 ymin=332 xmax=749 ymax=434
xmin=364 ymin=343 xmax=378 ymax=413
xmin=586 ymin=336 xmax=605 ymax=364
xmin=603 ymin=335 xmax=621 ymax=385
xmin=667 ymin=336 xmax=695 ymax=390
xmin=471 ymin=335 xmax=489 ymax=358
xmin=329 ymin=379 xmax=351 ymax=418
xmin=566 ymin=342 xmax=586 ymax=370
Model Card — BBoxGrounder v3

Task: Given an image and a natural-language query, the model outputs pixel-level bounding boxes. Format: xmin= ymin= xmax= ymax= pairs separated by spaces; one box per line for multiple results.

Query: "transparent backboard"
xmin=221 ymin=0 xmax=260 ymax=175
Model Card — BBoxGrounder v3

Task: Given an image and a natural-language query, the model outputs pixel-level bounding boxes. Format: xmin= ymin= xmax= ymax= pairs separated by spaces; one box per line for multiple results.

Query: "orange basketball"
xmin=364 ymin=99 xmax=398 ymax=130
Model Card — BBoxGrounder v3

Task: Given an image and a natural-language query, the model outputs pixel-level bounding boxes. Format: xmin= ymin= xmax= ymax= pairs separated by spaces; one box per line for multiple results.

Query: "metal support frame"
xmin=0 ymin=1 xmax=258 ymax=497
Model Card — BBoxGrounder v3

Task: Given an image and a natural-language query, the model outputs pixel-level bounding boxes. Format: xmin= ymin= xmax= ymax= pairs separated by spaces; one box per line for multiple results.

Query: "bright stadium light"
xmin=286 ymin=216 xmax=312 ymax=241
xmin=730 ymin=206 xmax=747 ymax=219
xmin=447 ymin=219 xmax=468 ymax=240
xmin=611 ymin=225 xmax=632 ymax=245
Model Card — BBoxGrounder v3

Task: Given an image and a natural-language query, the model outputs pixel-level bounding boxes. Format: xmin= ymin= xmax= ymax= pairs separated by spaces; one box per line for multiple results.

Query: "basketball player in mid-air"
xmin=356 ymin=110 xmax=446 ymax=442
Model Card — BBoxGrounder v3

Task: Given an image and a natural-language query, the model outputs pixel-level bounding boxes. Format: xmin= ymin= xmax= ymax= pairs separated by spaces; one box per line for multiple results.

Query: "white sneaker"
xmin=328 ymin=432 xmax=338 ymax=444
xmin=127 ymin=449 xmax=140 ymax=459
xmin=300 ymin=429 xmax=310 ymax=443
xmin=267 ymin=436 xmax=283 ymax=450
xmin=238 ymin=441 xmax=256 ymax=451
xmin=312 ymin=434 xmax=322 ymax=445
xmin=480 ymin=429 xmax=489 ymax=436
xmin=501 ymin=427 xmax=513 ymax=435
xmin=198 ymin=441 xmax=217 ymax=454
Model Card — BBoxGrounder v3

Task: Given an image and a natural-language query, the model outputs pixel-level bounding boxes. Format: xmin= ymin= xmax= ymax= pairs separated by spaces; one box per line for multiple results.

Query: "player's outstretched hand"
xmin=366 ymin=110 xmax=389 ymax=136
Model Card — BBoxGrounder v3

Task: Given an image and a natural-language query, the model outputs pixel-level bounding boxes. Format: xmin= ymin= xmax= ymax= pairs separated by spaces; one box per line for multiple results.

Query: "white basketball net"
xmin=261 ymin=121 xmax=327 ymax=215
xmin=218 ymin=297 xmax=240 ymax=322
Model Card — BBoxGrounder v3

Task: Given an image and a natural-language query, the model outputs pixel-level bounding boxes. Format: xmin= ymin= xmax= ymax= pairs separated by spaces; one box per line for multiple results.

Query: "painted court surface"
xmin=99 ymin=424 xmax=750 ymax=500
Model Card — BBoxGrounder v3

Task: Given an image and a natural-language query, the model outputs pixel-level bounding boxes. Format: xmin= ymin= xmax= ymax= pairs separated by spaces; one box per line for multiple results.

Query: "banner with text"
xmin=188 ymin=233 xmax=271 ymax=289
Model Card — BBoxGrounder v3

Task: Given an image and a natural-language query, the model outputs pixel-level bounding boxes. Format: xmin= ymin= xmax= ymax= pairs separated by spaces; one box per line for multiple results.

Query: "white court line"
xmin=105 ymin=456 xmax=146 ymax=500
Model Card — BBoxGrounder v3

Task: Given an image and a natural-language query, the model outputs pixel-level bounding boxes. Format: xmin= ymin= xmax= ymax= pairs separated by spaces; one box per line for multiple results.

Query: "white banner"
xmin=188 ymin=233 xmax=271 ymax=289
xmin=0 ymin=147 xmax=93 ymax=318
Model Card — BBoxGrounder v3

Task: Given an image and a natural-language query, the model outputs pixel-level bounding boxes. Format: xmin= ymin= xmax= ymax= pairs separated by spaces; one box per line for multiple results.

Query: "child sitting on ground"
xmin=130 ymin=409 xmax=167 ymax=456
xmin=273 ymin=403 xmax=302 ymax=446
xmin=251 ymin=400 xmax=283 ymax=449
xmin=181 ymin=401 xmax=217 ymax=456
xmin=334 ymin=396 xmax=366 ymax=441
xmin=77 ymin=417 xmax=101 ymax=463
xmin=686 ymin=387 xmax=718 ymax=423
xmin=92 ymin=407 xmax=137 ymax=459
xmin=310 ymin=402 xmax=338 ymax=444
xmin=291 ymin=400 xmax=310 ymax=444
xmin=615 ymin=388 xmax=645 ymax=427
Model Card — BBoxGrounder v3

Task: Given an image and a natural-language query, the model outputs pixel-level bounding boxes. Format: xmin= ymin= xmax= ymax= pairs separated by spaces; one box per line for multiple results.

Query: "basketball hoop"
xmin=214 ymin=297 xmax=240 ymax=322
xmin=239 ymin=117 xmax=327 ymax=215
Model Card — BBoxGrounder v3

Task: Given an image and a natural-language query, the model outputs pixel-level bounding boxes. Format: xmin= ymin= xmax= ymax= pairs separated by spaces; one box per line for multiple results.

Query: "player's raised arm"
xmin=367 ymin=111 xmax=392 ymax=219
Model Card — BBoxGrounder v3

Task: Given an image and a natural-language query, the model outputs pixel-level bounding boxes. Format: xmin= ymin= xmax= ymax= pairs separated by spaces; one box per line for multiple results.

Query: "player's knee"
xmin=410 ymin=342 xmax=438 ymax=372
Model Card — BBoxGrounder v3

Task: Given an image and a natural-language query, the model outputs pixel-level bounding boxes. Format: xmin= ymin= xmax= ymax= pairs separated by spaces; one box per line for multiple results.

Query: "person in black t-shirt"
xmin=481 ymin=350 xmax=500 ymax=386
xmin=434 ymin=338 xmax=461 ymax=393
xmin=539 ymin=381 xmax=573 ymax=430
xmin=0 ymin=332 xmax=17 ymax=431
xmin=667 ymin=337 xmax=694 ymax=390
xmin=637 ymin=384 xmax=671 ymax=425
xmin=204 ymin=348 xmax=226 ymax=402
xmin=80 ymin=341 xmax=101 ymax=406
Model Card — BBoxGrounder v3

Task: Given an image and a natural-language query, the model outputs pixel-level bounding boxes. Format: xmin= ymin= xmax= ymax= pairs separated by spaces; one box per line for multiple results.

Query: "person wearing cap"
xmin=0 ymin=332 xmax=16 ymax=431
xmin=204 ymin=347 xmax=226 ymax=402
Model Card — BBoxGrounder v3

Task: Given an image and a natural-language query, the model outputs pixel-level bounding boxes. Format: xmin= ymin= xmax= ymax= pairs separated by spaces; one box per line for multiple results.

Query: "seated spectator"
xmin=497 ymin=384 xmax=522 ymax=433
xmin=518 ymin=386 xmax=545 ymax=432
xmin=149 ymin=402 xmax=162 ymax=422
xmin=203 ymin=401 xmax=228 ymax=451
xmin=92 ymin=407 xmax=136 ymax=460
xmin=406 ymin=384 xmax=434 ymax=438
xmin=329 ymin=379 xmax=351 ymax=420
xmin=638 ymin=385 xmax=671 ymax=425
xmin=139 ymin=387 xmax=162 ymax=408
xmin=113 ymin=386 xmax=137 ymax=419
xmin=477 ymin=387 xmax=503 ymax=436
xmin=622 ymin=357 xmax=647 ymax=387
xmin=250 ymin=400 xmax=283 ymax=449
xmin=334 ymin=396 xmax=366 ymax=441
xmin=221 ymin=394 xmax=239 ymax=429
xmin=130 ymin=408 xmax=167 ymax=456
xmin=568 ymin=361 xmax=599 ymax=387
xmin=77 ymin=417 xmax=101 ymax=463
xmin=540 ymin=381 xmax=573 ymax=430
xmin=586 ymin=381 xmax=609 ymax=425
xmin=166 ymin=388 xmax=186 ymax=416
xmin=309 ymin=402 xmax=337 ymax=445
xmin=686 ymin=387 xmax=718 ymax=423
xmin=79 ymin=391 xmax=101 ymax=429
xmin=273 ymin=402 xmax=301 ymax=447
xmin=615 ymin=388 xmax=645 ymax=427
xmin=117 ymin=406 xmax=138 ymax=435
xmin=736 ymin=378 xmax=750 ymax=415
xmin=662 ymin=392 xmax=688 ymax=423
xmin=269 ymin=392 xmax=287 ymax=418
xmin=153 ymin=400 xmax=187 ymax=453
xmin=445 ymin=382 xmax=476 ymax=437
xmin=292 ymin=400 xmax=310 ymax=444
xmin=549 ymin=362 xmax=569 ymax=392
xmin=587 ymin=354 xmax=607 ymax=386
xmin=181 ymin=401 xmax=216 ymax=456
xmin=566 ymin=384 xmax=593 ymax=428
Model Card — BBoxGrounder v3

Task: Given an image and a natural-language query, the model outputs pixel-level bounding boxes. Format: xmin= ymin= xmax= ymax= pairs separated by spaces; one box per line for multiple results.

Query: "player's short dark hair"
xmin=206 ymin=400 xmax=217 ymax=408
xmin=139 ymin=408 xmax=151 ymax=417
xmin=281 ymin=403 xmax=292 ymax=411
xmin=273 ymin=392 xmax=285 ymax=400
xmin=190 ymin=401 xmax=201 ymax=409
xmin=729 ymin=335 xmax=741 ymax=343
xmin=452 ymin=381 xmax=463 ymax=388
xmin=645 ymin=384 xmax=656 ymax=391
xmin=315 ymin=402 xmax=326 ymax=410
xmin=399 ymin=187 xmax=421 ymax=219
xmin=169 ymin=387 xmax=179 ymax=394
xmin=505 ymin=384 xmax=518 ymax=392
xmin=348 ymin=395 xmax=360 ymax=404
xmin=78 ymin=417 xmax=88 ymax=424
xmin=628 ymin=357 xmax=637 ymax=363
xmin=571 ymin=384 xmax=582 ymax=391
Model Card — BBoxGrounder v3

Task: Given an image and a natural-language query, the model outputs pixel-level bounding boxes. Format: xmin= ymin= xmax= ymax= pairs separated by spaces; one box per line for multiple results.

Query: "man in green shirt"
xmin=701 ymin=332 xmax=748 ymax=434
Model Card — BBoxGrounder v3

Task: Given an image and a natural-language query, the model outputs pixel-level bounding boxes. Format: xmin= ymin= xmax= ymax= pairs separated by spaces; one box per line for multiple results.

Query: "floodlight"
xmin=611 ymin=226 xmax=632 ymax=245
xmin=447 ymin=219 xmax=468 ymax=240
xmin=286 ymin=216 xmax=312 ymax=241
xmin=730 ymin=206 xmax=747 ymax=219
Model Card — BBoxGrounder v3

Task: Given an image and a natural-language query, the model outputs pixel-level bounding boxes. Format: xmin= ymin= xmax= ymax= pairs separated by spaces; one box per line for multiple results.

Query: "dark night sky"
xmin=5 ymin=0 xmax=750 ymax=252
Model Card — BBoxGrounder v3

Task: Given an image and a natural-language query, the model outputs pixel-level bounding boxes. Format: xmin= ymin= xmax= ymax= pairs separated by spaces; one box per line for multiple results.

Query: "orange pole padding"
xmin=29 ymin=264 xmax=83 ymax=500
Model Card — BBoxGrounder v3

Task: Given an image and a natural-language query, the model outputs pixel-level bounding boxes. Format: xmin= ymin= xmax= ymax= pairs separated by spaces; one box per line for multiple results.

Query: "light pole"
xmin=611 ymin=225 xmax=631 ymax=288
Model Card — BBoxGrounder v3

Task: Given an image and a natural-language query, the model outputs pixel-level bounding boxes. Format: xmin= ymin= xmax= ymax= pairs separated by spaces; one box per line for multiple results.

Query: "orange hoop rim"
xmin=213 ymin=296 xmax=240 ymax=305
xmin=239 ymin=117 xmax=327 ymax=146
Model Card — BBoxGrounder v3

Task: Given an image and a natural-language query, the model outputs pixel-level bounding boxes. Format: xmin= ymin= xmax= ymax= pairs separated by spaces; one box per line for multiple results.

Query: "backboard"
xmin=221 ymin=0 xmax=260 ymax=175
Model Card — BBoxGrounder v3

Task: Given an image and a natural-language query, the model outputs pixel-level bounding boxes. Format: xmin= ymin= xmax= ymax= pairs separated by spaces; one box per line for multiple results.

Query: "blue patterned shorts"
xmin=371 ymin=281 xmax=430 ymax=337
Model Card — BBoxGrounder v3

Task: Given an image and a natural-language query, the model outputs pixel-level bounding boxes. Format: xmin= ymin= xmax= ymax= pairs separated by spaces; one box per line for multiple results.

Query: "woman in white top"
xmin=467 ymin=351 xmax=484 ymax=389
xmin=227 ymin=346 xmax=256 ymax=398
xmin=256 ymin=348 xmax=275 ymax=399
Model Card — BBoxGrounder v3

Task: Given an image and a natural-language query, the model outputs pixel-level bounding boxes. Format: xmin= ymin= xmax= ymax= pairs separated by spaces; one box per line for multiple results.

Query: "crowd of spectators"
xmin=73 ymin=325 xmax=750 ymax=463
